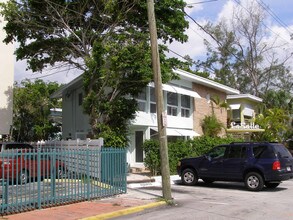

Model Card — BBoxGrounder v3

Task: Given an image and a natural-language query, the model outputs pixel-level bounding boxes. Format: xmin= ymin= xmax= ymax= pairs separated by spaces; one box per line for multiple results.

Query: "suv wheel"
xmin=181 ymin=168 xmax=198 ymax=186
xmin=265 ymin=182 xmax=280 ymax=189
xmin=245 ymin=172 xmax=264 ymax=191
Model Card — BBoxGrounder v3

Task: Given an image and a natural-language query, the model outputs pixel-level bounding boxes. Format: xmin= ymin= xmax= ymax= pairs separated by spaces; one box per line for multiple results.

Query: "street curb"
xmin=128 ymin=175 xmax=181 ymax=189
xmin=127 ymin=178 xmax=155 ymax=184
xmin=80 ymin=201 xmax=166 ymax=220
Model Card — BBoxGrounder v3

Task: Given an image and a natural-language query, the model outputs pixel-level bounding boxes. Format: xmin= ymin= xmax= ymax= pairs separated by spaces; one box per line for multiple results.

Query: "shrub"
xmin=143 ymin=136 xmax=242 ymax=175
xmin=142 ymin=139 xmax=161 ymax=176
xmin=201 ymin=115 xmax=224 ymax=137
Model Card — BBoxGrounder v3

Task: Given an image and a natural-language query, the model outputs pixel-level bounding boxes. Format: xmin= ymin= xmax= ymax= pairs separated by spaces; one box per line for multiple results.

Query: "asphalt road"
xmin=116 ymin=179 xmax=293 ymax=220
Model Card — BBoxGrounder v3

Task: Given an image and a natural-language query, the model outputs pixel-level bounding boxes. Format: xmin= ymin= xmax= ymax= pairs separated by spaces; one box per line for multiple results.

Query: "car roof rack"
xmin=230 ymin=141 xmax=271 ymax=144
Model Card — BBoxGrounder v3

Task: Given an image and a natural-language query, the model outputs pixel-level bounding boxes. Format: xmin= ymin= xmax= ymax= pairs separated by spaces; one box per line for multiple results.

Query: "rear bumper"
xmin=265 ymin=171 xmax=293 ymax=182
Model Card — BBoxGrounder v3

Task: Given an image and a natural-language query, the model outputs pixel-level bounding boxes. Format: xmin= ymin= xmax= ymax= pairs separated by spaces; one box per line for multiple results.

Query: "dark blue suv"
xmin=177 ymin=142 xmax=293 ymax=191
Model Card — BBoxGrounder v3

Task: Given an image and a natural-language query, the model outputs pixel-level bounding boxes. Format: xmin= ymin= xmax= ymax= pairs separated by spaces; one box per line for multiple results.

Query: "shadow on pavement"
xmin=174 ymin=179 xmax=288 ymax=192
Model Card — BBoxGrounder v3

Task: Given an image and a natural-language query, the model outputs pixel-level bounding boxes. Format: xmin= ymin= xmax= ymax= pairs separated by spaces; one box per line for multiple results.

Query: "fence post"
xmin=51 ymin=149 xmax=56 ymax=203
xmin=123 ymin=149 xmax=127 ymax=193
xmin=3 ymin=181 xmax=8 ymax=212
xmin=86 ymin=148 xmax=90 ymax=201
xmin=37 ymin=148 xmax=41 ymax=209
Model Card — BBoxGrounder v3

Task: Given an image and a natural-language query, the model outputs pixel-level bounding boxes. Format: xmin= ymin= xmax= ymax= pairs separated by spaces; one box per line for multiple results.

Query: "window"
xmin=150 ymin=87 xmax=156 ymax=113
xmin=207 ymin=146 xmax=227 ymax=159
xmin=181 ymin=95 xmax=191 ymax=118
xmin=253 ymin=145 xmax=275 ymax=159
xmin=78 ymin=93 xmax=83 ymax=106
xmin=232 ymin=109 xmax=240 ymax=120
xmin=273 ymin=144 xmax=292 ymax=158
xmin=135 ymin=88 xmax=147 ymax=112
xmin=244 ymin=115 xmax=253 ymax=124
xmin=227 ymin=146 xmax=247 ymax=158
xmin=167 ymin=92 xmax=178 ymax=116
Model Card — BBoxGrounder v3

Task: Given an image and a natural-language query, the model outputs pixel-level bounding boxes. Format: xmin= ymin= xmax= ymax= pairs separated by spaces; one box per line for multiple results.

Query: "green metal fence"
xmin=0 ymin=147 xmax=127 ymax=215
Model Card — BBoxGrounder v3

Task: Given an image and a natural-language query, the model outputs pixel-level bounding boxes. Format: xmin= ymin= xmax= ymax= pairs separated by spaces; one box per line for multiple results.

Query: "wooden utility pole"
xmin=146 ymin=0 xmax=172 ymax=201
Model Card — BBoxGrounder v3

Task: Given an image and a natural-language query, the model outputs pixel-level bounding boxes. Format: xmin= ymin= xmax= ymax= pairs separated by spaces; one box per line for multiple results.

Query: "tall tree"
xmin=0 ymin=0 xmax=189 ymax=146
xmin=13 ymin=79 xmax=61 ymax=142
xmin=262 ymin=90 xmax=293 ymax=114
xmin=196 ymin=1 xmax=293 ymax=97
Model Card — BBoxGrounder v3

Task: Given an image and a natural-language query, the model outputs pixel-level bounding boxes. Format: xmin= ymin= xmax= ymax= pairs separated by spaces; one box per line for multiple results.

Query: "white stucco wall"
xmin=62 ymin=83 xmax=91 ymax=140
xmin=0 ymin=0 xmax=14 ymax=135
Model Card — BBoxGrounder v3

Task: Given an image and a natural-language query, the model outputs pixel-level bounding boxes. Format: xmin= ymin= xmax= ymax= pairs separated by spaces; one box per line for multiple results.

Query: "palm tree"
xmin=201 ymin=95 xmax=227 ymax=137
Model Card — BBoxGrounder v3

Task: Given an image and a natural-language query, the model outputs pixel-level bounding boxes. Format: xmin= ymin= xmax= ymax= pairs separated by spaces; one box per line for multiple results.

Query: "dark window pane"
xmin=137 ymin=102 xmax=146 ymax=112
xmin=136 ymin=88 xmax=147 ymax=100
xmin=150 ymin=103 xmax=156 ymax=113
xmin=181 ymin=109 xmax=190 ymax=118
xmin=78 ymin=93 xmax=83 ymax=106
xmin=181 ymin=95 xmax=190 ymax=108
xmin=208 ymin=146 xmax=227 ymax=159
xmin=273 ymin=144 xmax=292 ymax=158
xmin=167 ymin=92 xmax=178 ymax=106
xmin=150 ymin=87 xmax=156 ymax=102
xmin=227 ymin=146 xmax=247 ymax=158
xmin=253 ymin=145 xmax=275 ymax=159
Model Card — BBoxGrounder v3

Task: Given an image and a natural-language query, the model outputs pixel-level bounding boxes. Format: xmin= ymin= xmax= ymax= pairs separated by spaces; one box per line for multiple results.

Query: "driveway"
xmin=116 ymin=179 xmax=293 ymax=220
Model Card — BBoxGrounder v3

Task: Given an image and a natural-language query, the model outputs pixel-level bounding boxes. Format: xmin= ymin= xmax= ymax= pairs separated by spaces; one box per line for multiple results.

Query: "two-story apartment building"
xmin=0 ymin=0 xmax=14 ymax=140
xmin=53 ymin=69 xmax=253 ymax=167
xmin=226 ymin=94 xmax=264 ymax=140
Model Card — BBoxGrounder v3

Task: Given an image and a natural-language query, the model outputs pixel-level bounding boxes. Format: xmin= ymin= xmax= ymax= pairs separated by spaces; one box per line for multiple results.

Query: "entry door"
xmin=135 ymin=131 xmax=144 ymax=163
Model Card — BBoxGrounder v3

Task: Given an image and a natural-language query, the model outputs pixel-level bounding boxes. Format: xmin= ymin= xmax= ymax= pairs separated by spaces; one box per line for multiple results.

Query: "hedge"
xmin=142 ymin=136 xmax=242 ymax=175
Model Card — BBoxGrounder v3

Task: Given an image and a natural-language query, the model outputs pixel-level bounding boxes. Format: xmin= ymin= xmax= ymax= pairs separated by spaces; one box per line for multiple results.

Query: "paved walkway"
xmin=0 ymin=174 xmax=176 ymax=220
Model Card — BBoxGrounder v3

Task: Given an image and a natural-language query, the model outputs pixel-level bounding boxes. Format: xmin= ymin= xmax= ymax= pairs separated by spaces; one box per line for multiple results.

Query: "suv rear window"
xmin=272 ymin=144 xmax=292 ymax=158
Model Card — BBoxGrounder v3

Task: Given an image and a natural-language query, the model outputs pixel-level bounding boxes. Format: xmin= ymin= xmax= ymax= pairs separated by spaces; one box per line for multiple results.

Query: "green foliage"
xmin=254 ymin=108 xmax=290 ymax=142
xmin=0 ymin=0 xmax=188 ymax=72
xmin=143 ymin=136 xmax=241 ymax=175
xmin=142 ymin=139 xmax=161 ymax=176
xmin=12 ymin=79 xmax=61 ymax=142
xmin=201 ymin=115 xmax=224 ymax=137
xmin=261 ymin=90 xmax=293 ymax=114
xmin=1 ymin=0 xmax=189 ymax=146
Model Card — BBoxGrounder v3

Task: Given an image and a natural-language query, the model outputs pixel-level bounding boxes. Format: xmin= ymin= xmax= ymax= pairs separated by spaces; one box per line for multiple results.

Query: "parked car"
xmin=0 ymin=142 xmax=34 ymax=152
xmin=0 ymin=148 xmax=66 ymax=184
xmin=177 ymin=142 xmax=293 ymax=191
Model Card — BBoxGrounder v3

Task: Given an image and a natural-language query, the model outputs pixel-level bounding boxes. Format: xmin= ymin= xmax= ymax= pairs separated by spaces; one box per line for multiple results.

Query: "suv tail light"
xmin=272 ymin=161 xmax=281 ymax=170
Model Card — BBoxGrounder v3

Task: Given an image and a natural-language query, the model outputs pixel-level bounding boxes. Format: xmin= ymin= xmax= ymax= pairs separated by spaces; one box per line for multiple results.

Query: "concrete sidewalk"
xmin=1 ymin=174 xmax=176 ymax=220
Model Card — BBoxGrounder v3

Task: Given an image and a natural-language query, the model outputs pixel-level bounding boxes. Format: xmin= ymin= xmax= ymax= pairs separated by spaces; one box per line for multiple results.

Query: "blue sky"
xmin=14 ymin=0 xmax=293 ymax=83
xmin=167 ymin=0 xmax=293 ymax=72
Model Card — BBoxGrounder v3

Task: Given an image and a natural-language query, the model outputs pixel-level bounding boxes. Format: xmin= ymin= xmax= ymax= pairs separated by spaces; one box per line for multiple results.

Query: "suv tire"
xmin=245 ymin=172 xmax=264 ymax=191
xmin=181 ymin=168 xmax=198 ymax=186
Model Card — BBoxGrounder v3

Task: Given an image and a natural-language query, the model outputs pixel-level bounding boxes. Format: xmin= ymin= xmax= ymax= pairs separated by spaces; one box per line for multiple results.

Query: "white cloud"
xmin=14 ymin=59 xmax=82 ymax=84
xmin=167 ymin=18 xmax=209 ymax=62
xmin=217 ymin=0 xmax=235 ymax=22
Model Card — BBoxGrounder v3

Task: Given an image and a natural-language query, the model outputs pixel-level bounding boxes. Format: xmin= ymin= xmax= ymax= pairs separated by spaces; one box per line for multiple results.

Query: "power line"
xmin=256 ymin=0 xmax=293 ymax=36
xmin=232 ymin=0 xmax=291 ymax=45
xmin=186 ymin=0 xmax=218 ymax=6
